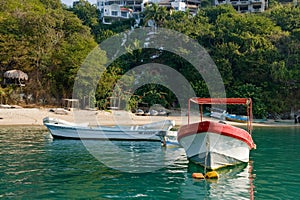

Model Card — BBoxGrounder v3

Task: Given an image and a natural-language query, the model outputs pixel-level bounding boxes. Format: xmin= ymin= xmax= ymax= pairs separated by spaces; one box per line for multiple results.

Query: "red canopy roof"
xmin=189 ymin=98 xmax=251 ymax=105
xmin=188 ymin=98 xmax=253 ymax=134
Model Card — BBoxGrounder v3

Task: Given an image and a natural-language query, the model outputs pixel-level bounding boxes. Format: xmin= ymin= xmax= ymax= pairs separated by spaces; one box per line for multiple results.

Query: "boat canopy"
xmin=188 ymin=98 xmax=253 ymax=134
xmin=189 ymin=98 xmax=251 ymax=105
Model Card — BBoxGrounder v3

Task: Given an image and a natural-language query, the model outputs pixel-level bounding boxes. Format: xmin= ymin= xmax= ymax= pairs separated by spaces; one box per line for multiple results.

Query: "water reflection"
xmin=78 ymin=139 xmax=187 ymax=173
xmin=180 ymin=161 xmax=255 ymax=199
xmin=37 ymin=133 xmax=256 ymax=199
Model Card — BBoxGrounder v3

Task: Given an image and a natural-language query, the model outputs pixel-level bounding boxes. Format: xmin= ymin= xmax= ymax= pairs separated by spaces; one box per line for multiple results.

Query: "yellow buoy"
xmin=192 ymin=173 xmax=205 ymax=179
xmin=205 ymin=171 xmax=219 ymax=179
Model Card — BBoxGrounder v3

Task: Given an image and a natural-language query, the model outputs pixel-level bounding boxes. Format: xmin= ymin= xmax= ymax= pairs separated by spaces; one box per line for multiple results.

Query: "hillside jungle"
xmin=0 ymin=0 xmax=299 ymax=119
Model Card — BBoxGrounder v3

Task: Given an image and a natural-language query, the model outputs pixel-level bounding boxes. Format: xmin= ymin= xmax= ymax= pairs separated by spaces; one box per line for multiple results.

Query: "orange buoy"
xmin=192 ymin=173 xmax=205 ymax=179
xmin=205 ymin=171 xmax=219 ymax=179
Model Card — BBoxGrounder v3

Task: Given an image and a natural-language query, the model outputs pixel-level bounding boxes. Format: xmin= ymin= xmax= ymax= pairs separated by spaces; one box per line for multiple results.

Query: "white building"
xmin=97 ymin=0 xmax=189 ymax=24
xmin=214 ymin=0 xmax=268 ymax=13
xmin=157 ymin=0 xmax=187 ymax=12
xmin=97 ymin=0 xmax=148 ymax=24
xmin=172 ymin=1 xmax=187 ymax=12
xmin=96 ymin=0 xmax=268 ymax=24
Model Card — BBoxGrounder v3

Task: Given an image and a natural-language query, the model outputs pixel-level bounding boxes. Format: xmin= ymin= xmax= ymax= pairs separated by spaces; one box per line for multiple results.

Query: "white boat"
xmin=0 ymin=104 xmax=12 ymax=109
xmin=177 ymin=98 xmax=256 ymax=170
xmin=43 ymin=117 xmax=88 ymax=126
xmin=43 ymin=117 xmax=175 ymax=141
xmin=210 ymin=107 xmax=227 ymax=120
xmin=135 ymin=109 xmax=144 ymax=116
xmin=150 ymin=109 xmax=158 ymax=116
xmin=225 ymin=113 xmax=248 ymax=123
xmin=164 ymin=131 xmax=181 ymax=148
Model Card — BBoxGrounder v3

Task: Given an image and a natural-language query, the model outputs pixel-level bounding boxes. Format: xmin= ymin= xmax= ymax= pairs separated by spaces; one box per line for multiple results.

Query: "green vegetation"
xmin=0 ymin=0 xmax=97 ymax=105
xmin=0 ymin=0 xmax=299 ymax=118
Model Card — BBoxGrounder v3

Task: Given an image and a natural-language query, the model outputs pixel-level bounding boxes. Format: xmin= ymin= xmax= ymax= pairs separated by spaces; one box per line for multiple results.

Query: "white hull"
xmin=43 ymin=117 xmax=174 ymax=141
xmin=210 ymin=111 xmax=226 ymax=120
xmin=164 ymin=131 xmax=181 ymax=147
xmin=179 ymin=131 xmax=250 ymax=170
xmin=180 ymin=98 xmax=255 ymax=170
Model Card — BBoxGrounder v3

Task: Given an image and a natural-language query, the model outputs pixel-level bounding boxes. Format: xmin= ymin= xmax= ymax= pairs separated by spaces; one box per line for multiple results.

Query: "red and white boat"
xmin=178 ymin=98 xmax=256 ymax=170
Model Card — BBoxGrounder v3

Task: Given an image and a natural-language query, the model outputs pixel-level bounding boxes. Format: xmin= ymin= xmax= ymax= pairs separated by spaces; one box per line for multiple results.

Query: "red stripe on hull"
xmin=177 ymin=121 xmax=255 ymax=149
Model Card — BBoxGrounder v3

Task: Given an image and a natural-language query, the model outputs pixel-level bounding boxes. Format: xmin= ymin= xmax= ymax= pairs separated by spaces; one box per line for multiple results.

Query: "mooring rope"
xmin=204 ymin=135 xmax=210 ymax=174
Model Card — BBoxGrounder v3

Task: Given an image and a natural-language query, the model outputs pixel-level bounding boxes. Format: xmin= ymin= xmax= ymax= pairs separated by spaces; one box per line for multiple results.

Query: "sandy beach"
xmin=0 ymin=108 xmax=186 ymax=127
xmin=0 ymin=107 xmax=298 ymax=128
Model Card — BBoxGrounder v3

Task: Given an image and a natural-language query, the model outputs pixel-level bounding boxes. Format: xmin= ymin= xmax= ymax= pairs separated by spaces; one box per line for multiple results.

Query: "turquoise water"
xmin=0 ymin=126 xmax=299 ymax=199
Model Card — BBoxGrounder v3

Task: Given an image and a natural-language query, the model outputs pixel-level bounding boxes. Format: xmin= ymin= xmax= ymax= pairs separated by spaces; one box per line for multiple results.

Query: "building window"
xmin=253 ymin=5 xmax=261 ymax=11
xmin=111 ymin=11 xmax=118 ymax=16
xmin=121 ymin=11 xmax=128 ymax=18
xmin=240 ymin=5 xmax=249 ymax=12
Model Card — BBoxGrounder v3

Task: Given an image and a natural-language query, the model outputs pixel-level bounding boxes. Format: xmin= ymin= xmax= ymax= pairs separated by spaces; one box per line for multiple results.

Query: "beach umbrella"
xmin=4 ymin=69 xmax=28 ymax=80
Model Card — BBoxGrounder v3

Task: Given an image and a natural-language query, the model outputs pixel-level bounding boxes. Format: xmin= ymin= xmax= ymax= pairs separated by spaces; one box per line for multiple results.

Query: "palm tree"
xmin=143 ymin=3 xmax=169 ymax=27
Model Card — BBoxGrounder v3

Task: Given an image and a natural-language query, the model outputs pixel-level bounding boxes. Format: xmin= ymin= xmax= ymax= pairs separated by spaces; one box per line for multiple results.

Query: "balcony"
xmin=240 ymin=0 xmax=249 ymax=4
xmin=229 ymin=0 xmax=250 ymax=5
xmin=230 ymin=0 xmax=239 ymax=5
xmin=251 ymin=0 xmax=262 ymax=4
xmin=186 ymin=0 xmax=201 ymax=3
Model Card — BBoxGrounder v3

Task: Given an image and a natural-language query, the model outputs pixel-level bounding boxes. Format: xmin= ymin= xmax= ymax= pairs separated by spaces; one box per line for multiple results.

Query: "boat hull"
xmin=225 ymin=114 xmax=248 ymax=123
xmin=43 ymin=117 xmax=175 ymax=141
xmin=45 ymin=123 xmax=165 ymax=141
xmin=178 ymin=121 xmax=254 ymax=170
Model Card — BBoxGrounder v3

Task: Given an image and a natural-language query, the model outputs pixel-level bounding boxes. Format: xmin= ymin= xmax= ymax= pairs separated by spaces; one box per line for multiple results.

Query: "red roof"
xmin=190 ymin=98 xmax=251 ymax=105
xmin=120 ymin=7 xmax=133 ymax=12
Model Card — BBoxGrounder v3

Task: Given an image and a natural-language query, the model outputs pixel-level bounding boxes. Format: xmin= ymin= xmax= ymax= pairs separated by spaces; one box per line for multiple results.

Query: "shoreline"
xmin=1 ymin=108 xmax=299 ymax=128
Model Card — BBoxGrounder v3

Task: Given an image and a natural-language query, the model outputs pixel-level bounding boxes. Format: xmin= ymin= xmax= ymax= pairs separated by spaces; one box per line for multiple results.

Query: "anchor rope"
xmin=204 ymin=135 xmax=209 ymax=174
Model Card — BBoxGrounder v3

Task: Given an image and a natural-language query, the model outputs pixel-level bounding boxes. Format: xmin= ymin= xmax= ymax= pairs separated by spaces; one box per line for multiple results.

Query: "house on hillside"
xmin=97 ymin=0 xmax=146 ymax=24
xmin=213 ymin=0 xmax=269 ymax=13
xmin=96 ymin=0 xmax=194 ymax=24
xmin=96 ymin=0 xmax=269 ymax=25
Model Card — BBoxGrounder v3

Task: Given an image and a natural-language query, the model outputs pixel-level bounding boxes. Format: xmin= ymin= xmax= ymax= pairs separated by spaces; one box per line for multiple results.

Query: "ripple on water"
xmin=1 ymin=126 xmax=300 ymax=199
